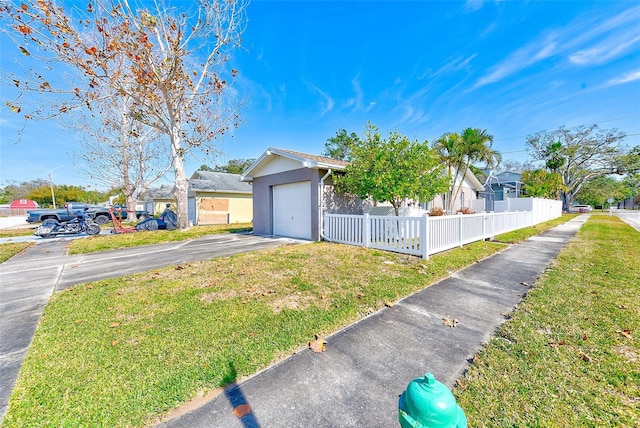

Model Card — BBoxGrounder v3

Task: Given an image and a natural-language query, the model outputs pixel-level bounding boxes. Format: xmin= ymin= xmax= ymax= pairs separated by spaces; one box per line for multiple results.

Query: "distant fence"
xmin=0 ymin=208 xmax=30 ymax=217
xmin=324 ymin=198 xmax=562 ymax=259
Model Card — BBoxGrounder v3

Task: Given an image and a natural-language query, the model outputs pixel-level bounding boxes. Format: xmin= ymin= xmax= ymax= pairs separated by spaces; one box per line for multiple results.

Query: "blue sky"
xmin=1 ymin=0 xmax=639 ymax=190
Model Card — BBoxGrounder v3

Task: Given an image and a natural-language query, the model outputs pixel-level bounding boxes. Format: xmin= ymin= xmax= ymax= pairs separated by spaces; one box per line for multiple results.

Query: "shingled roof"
xmin=189 ymin=171 xmax=252 ymax=194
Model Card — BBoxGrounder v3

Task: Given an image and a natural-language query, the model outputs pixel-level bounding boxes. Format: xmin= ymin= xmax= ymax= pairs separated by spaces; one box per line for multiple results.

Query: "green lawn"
xmin=0 ymin=242 xmax=33 ymax=263
xmin=454 ymin=215 xmax=640 ymax=427
xmin=4 ymin=242 xmax=510 ymax=427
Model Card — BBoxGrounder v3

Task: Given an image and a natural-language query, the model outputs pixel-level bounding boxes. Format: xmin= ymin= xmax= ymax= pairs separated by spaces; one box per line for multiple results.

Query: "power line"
xmin=493 ymin=114 xmax=640 ymax=143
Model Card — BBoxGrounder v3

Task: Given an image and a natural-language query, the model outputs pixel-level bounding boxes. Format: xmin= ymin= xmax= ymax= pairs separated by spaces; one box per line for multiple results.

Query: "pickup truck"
xmin=26 ymin=203 xmax=127 ymax=225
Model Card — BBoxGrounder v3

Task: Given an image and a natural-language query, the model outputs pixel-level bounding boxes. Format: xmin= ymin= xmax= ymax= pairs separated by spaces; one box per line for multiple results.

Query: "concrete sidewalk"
xmin=157 ymin=215 xmax=589 ymax=428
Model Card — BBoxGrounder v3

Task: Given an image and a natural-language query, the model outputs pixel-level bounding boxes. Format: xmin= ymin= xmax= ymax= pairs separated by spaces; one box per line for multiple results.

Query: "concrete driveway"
xmin=0 ymin=232 xmax=302 ymax=421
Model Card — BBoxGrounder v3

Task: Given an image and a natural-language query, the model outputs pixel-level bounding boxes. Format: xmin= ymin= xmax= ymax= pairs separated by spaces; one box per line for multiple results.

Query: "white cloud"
xmin=474 ymin=34 xmax=559 ymax=88
xmin=306 ymin=82 xmax=334 ymax=116
xmin=569 ymin=34 xmax=640 ymax=65
xmin=474 ymin=4 xmax=640 ymax=89
xmin=464 ymin=0 xmax=484 ymax=12
xmin=343 ymin=73 xmax=364 ymax=111
xmin=605 ymin=70 xmax=640 ymax=87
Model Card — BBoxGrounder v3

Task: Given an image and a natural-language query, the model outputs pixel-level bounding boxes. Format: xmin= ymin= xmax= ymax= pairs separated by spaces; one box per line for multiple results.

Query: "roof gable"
xmin=241 ymin=147 xmax=348 ymax=181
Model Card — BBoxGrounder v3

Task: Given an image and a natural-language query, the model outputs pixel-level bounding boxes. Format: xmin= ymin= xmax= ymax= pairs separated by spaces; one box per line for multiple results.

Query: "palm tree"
xmin=432 ymin=128 xmax=501 ymax=212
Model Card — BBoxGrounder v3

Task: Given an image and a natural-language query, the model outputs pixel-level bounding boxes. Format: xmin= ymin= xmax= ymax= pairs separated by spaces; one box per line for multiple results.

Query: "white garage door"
xmin=273 ymin=181 xmax=312 ymax=240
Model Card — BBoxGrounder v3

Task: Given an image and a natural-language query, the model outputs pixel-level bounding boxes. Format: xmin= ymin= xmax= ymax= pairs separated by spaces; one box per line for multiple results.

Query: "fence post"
xmin=482 ymin=212 xmax=486 ymax=240
xmin=363 ymin=213 xmax=370 ymax=248
xmin=421 ymin=214 xmax=429 ymax=259
xmin=458 ymin=212 xmax=463 ymax=248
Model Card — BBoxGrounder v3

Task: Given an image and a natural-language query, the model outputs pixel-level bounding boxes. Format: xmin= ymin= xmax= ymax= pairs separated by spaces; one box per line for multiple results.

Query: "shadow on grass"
xmin=223 ymin=361 xmax=261 ymax=428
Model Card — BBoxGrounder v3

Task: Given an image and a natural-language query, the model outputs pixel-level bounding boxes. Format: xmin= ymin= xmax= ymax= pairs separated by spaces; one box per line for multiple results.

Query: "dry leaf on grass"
xmin=109 ymin=322 xmax=120 ymax=328
xmin=579 ymin=350 xmax=596 ymax=363
xmin=232 ymin=404 xmax=251 ymax=418
xmin=309 ymin=335 xmax=327 ymax=353
xmin=617 ymin=329 xmax=633 ymax=339
xmin=443 ymin=317 xmax=459 ymax=328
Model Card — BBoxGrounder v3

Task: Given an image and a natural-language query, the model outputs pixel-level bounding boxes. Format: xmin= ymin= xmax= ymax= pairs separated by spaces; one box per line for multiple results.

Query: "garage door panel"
xmin=273 ymin=182 xmax=311 ymax=240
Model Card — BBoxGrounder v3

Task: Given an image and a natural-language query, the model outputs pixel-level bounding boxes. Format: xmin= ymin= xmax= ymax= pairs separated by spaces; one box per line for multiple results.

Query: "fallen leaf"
xmin=109 ymin=322 xmax=120 ymax=328
xmin=384 ymin=300 xmax=394 ymax=308
xmin=111 ymin=340 xmax=119 ymax=346
xmin=233 ymin=404 xmax=251 ymax=418
xmin=617 ymin=330 xmax=633 ymax=339
xmin=580 ymin=351 xmax=596 ymax=363
xmin=443 ymin=317 xmax=459 ymax=328
xmin=175 ymin=265 xmax=184 ymax=270
xmin=74 ymin=319 xmax=83 ymax=324
xmin=309 ymin=335 xmax=327 ymax=353
xmin=521 ymin=282 xmax=530 ymax=287
xmin=582 ymin=333 xmax=588 ymax=341
xmin=618 ymin=304 xmax=628 ymax=309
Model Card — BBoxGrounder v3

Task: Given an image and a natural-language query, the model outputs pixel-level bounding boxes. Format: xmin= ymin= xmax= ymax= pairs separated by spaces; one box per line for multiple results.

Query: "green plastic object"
xmin=398 ymin=373 xmax=468 ymax=428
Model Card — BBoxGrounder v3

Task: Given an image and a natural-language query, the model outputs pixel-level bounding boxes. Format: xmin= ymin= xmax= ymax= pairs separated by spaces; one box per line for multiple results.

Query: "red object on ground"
xmin=109 ymin=208 xmax=138 ymax=234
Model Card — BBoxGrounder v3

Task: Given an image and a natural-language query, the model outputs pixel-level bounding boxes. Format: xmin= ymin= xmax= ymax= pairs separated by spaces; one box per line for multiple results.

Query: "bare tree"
xmin=2 ymin=0 xmax=248 ymax=229
xmin=68 ymin=94 xmax=171 ymax=212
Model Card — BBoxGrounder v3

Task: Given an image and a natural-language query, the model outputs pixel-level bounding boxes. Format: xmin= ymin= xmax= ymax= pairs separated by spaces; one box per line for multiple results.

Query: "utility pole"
xmin=48 ymin=173 xmax=57 ymax=209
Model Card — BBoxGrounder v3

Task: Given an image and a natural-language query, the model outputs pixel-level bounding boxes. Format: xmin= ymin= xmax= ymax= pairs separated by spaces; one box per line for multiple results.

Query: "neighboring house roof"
xmin=493 ymin=171 xmax=523 ymax=183
xmin=141 ymin=185 xmax=174 ymax=200
xmin=462 ymin=169 xmax=485 ymax=191
xmin=189 ymin=171 xmax=252 ymax=194
xmin=241 ymin=147 xmax=349 ymax=182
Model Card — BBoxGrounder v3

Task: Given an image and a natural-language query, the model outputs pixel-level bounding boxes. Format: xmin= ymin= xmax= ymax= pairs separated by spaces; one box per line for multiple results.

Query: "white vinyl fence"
xmin=324 ymin=198 xmax=562 ymax=259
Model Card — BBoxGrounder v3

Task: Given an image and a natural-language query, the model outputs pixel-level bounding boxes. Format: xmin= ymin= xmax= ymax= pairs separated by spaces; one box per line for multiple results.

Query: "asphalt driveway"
xmin=0 ymin=232 xmax=301 ymax=421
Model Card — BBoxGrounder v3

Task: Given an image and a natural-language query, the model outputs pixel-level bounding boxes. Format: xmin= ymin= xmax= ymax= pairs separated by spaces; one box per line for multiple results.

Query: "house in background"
xmin=187 ymin=171 xmax=253 ymax=225
xmin=242 ymin=147 xmax=491 ymax=241
xmin=426 ymin=169 xmax=486 ymax=213
xmin=140 ymin=185 xmax=175 ymax=215
xmin=140 ymin=172 xmax=252 ymax=225
xmin=241 ymin=148 xmax=350 ymax=241
xmin=479 ymin=171 xmax=523 ymax=211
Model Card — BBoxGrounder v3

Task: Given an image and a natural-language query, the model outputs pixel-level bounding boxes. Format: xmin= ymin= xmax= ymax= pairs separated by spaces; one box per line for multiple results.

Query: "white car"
xmin=568 ymin=204 xmax=593 ymax=213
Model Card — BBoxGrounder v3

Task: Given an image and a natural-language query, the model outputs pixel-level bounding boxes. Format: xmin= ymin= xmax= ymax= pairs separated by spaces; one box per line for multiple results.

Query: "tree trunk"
xmin=170 ymin=125 xmax=190 ymax=230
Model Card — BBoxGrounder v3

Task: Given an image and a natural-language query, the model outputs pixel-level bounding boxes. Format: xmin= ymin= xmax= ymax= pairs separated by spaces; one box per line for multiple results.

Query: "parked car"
xmin=568 ymin=204 xmax=593 ymax=213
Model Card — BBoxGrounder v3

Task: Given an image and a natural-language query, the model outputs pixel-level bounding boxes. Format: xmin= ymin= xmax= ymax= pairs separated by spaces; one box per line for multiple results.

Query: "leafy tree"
xmin=323 ymin=128 xmax=359 ymax=161
xmin=432 ymin=128 xmax=501 ymax=212
xmin=213 ymin=158 xmax=255 ymax=174
xmin=521 ymin=169 xmax=566 ymax=199
xmin=27 ymin=185 xmax=107 ymax=207
xmin=198 ymin=164 xmax=215 ymax=172
xmin=526 ymin=124 xmax=630 ymax=210
xmin=0 ymin=179 xmax=51 ymax=202
xmin=335 ymin=123 xmax=449 ymax=216
xmin=3 ymin=0 xmax=248 ymax=229
xmin=575 ymin=176 xmax=627 ymax=209
xmin=621 ymin=173 xmax=640 ymax=209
